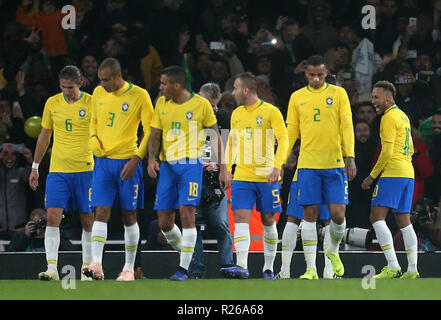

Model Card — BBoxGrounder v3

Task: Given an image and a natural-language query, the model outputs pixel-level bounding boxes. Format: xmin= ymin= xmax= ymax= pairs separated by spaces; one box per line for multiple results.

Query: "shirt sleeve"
xmin=285 ymin=93 xmax=300 ymax=159
xmin=339 ymin=88 xmax=355 ymax=158
xmin=150 ymin=98 xmax=163 ymax=130
xmin=271 ymin=108 xmax=289 ymax=170
xmin=41 ymin=100 xmax=53 ymax=130
xmin=203 ymin=100 xmax=217 ymax=128
xmin=225 ymin=110 xmax=238 ymax=172
xmin=135 ymin=90 xmax=155 ymax=159
xmin=370 ymin=117 xmax=396 ymax=178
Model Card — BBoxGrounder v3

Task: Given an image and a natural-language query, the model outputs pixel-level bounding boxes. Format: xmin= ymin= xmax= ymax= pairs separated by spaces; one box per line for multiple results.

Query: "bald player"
xmin=83 ymin=57 xmax=154 ymax=281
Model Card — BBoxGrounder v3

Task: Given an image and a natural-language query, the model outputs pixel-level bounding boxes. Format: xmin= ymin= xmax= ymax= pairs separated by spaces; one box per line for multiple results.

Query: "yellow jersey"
xmin=370 ymin=105 xmax=414 ymax=179
xmin=286 ymin=83 xmax=354 ymax=169
xmin=226 ymin=99 xmax=289 ymax=182
xmin=90 ymin=82 xmax=154 ymax=159
xmin=151 ymin=93 xmax=217 ymax=162
xmin=41 ymin=91 xmax=94 ymax=173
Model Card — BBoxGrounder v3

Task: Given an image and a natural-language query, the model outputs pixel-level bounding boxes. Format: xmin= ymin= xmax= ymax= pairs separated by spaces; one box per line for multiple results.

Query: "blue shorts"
xmin=231 ymin=180 xmax=281 ymax=213
xmin=297 ymin=168 xmax=348 ymax=205
xmin=92 ymin=157 xmax=144 ymax=210
xmin=371 ymin=177 xmax=414 ymax=213
xmin=45 ymin=172 xmax=92 ymax=213
xmin=286 ymin=181 xmax=330 ymax=220
xmin=154 ymin=159 xmax=203 ymax=211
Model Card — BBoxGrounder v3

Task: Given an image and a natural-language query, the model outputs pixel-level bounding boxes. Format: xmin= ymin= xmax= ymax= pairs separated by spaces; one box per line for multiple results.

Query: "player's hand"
xmin=361 ymin=175 xmax=374 ymax=190
xmin=24 ymin=221 xmax=35 ymax=238
xmin=29 ymin=169 xmax=39 ymax=191
xmin=267 ymin=167 xmax=281 ymax=185
xmin=120 ymin=156 xmax=140 ymax=181
xmin=147 ymin=159 xmax=160 ymax=179
xmin=219 ymin=167 xmax=232 ymax=190
xmin=344 ymin=157 xmax=357 ymax=181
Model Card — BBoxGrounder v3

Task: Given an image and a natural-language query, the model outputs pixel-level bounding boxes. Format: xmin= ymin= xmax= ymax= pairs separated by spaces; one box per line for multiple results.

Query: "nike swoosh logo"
xmin=234 ymin=120 xmax=241 ymax=124
xmin=273 ymin=205 xmax=280 ymax=208
xmin=187 ymin=197 xmax=196 ymax=201
xmin=300 ymin=102 xmax=307 ymax=106
xmin=161 ymin=112 xmax=168 ymax=115
xmin=98 ymin=102 xmax=105 ymax=105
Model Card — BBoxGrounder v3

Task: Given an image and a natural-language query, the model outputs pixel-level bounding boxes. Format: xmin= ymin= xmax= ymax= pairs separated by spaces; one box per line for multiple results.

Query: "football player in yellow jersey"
xmin=147 ymin=66 xmax=231 ymax=280
xmin=286 ymin=55 xmax=356 ymax=279
xmin=362 ymin=81 xmax=419 ymax=279
xmin=83 ymin=58 xmax=154 ymax=281
xmin=29 ymin=65 xmax=94 ymax=281
xmin=221 ymin=72 xmax=289 ymax=280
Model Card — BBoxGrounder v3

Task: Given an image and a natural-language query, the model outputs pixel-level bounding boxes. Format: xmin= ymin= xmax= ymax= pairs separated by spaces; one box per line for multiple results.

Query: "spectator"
xmin=411 ymin=125 xmax=434 ymax=205
xmin=16 ymin=0 xmax=68 ymax=78
xmin=218 ymin=91 xmax=237 ymax=114
xmin=426 ymin=110 xmax=441 ymax=203
xmin=0 ymin=143 xmax=33 ymax=239
xmin=353 ymin=101 xmax=380 ymax=143
xmin=0 ymin=98 xmax=26 ymax=144
xmin=300 ymin=1 xmax=339 ymax=55
xmin=272 ymin=17 xmax=316 ymax=76
xmin=346 ymin=120 xmax=377 ymax=229
xmin=80 ymin=54 xmax=99 ymax=94
xmin=8 ymin=208 xmax=76 ymax=252
xmin=394 ymin=198 xmax=441 ymax=252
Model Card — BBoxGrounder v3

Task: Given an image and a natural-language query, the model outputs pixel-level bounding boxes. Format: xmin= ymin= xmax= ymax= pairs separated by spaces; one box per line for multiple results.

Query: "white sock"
xmin=263 ymin=222 xmax=278 ymax=272
xmin=301 ymin=221 xmax=317 ymax=271
xmin=281 ymin=222 xmax=299 ymax=274
xmin=234 ymin=223 xmax=250 ymax=269
xmin=81 ymin=230 xmax=92 ymax=267
xmin=45 ymin=226 xmax=60 ymax=271
xmin=91 ymin=221 xmax=107 ymax=264
xmin=123 ymin=223 xmax=139 ymax=272
xmin=372 ymin=220 xmax=400 ymax=270
xmin=179 ymin=227 xmax=197 ymax=271
xmin=162 ymin=224 xmax=182 ymax=251
xmin=328 ymin=219 xmax=346 ymax=253
xmin=323 ymin=225 xmax=333 ymax=272
xmin=401 ymin=224 xmax=418 ymax=273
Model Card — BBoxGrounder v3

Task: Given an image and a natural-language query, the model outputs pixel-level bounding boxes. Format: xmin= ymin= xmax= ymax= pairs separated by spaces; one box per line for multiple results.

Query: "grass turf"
xmin=1 ymin=278 xmax=441 ymax=300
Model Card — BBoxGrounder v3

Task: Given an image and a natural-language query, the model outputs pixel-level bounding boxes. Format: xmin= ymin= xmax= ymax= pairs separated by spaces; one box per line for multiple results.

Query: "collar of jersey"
xmin=63 ymin=91 xmax=84 ymax=104
xmin=244 ymin=99 xmax=264 ymax=111
xmin=113 ymin=81 xmax=132 ymax=95
xmin=384 ymin=104 xmax=398 ymax=114
xmin=306 ymin=82 xmax=329 ymax=93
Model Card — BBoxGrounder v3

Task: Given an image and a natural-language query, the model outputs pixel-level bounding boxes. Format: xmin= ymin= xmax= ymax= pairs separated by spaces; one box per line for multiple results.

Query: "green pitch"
xmin=1 ymin=278 xmax=441 ymax=300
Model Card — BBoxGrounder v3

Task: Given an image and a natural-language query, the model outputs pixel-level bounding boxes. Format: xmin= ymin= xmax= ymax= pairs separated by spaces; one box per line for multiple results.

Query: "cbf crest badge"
xmin=186 ymin=112 xmax=193 ymax=120
xmin=256 ymin=116 xmax=263 ymax=126
xmin=79 ymin=109 xmax=86 ymax=117
xmin=326 ymin=97 xmax=333 ymax=105
xmin=122 ymin=103 xmax=129 ymax=111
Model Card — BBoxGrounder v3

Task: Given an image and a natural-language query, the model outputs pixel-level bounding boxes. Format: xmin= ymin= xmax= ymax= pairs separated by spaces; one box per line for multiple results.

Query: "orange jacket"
xmin=16 ymin=5 xmax=67 ymax=57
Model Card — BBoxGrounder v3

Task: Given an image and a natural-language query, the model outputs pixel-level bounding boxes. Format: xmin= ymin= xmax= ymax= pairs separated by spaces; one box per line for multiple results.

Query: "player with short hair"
xmin=221 ymin=72 xmax=289 ymax=280
xmin=29 ymin=65 xmax=94 ymax=281
xmin=361 ymin=80 xmax=419 ymax=279
xmin=147 ymin=66 xmax=231 ymax=281
xmin=286 ymin=55 xmax=356 ymax=280
xmin=83 ymin=57 xmax=154 ymax=281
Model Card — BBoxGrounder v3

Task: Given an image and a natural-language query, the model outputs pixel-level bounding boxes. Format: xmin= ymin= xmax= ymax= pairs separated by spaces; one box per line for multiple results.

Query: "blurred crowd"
xmin=1 ymin=0 xmax=441 ymax=251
